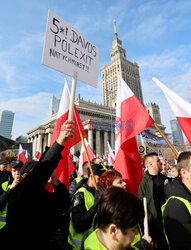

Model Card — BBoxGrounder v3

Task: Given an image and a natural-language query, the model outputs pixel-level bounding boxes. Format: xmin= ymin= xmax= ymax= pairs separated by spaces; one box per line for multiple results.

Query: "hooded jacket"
xmin=163 ymin=178 xmax=191 ymax=250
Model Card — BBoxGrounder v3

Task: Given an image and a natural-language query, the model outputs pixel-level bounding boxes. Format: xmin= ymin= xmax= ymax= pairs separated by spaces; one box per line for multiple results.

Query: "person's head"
xmin=99 ymin=170 xmax=126 ymax=190
xmin=169 ymin=166 xmax=179 ymax=178
xmin=102 ymin=159 xmax=108 ymax=166
xmin=87 ymin=164 xmax=105 ymax=187
xmin=144 ymin=152 xmax=162 ymax=175
xmin=97 ymin=186 xmax=144 ymax=249
xmin=11 ymin=160 xmax=23 ymax=178
xmin=20 ymin=160 xmax=38 ymax=180
xmin=92 ymin=157 xmax=102 ymax=165
xmin=82 ymin=161 xmax=89 ymax=177
xmin=159 ymin=157 xmax=167 ymax=176
xmin=177 ymin=152 xmax=191 ymax=184
xmin=0 ymin=160 xmax=7 ymax=172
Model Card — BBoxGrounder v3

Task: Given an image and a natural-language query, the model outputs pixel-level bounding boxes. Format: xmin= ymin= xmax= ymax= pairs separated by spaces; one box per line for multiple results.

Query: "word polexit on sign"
xmin=42 ymin=9 xmax=99 ymax=87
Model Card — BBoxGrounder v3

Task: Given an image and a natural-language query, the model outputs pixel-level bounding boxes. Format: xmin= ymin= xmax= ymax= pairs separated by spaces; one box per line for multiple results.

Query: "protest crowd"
xmin=0 ymin=116 xmax=190 ymax=250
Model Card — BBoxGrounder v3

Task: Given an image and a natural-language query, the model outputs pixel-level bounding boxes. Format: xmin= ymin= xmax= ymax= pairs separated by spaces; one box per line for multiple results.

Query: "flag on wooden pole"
xmin=50 ymin=79 xmax=86 ymax=188
xmin=153 ymin=77 xmax=191 ymax=144
xmin=78 ymin=138 xmax=95 ymax=176
xmin=18 ymin=144 xmax=27 ymax=164
xmin=115 ymin=76 xmax=154 ymax=196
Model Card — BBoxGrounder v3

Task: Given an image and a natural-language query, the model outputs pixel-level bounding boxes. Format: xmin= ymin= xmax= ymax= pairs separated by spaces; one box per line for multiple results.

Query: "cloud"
xmin=0 ymin=92 xmax=52 ymax=138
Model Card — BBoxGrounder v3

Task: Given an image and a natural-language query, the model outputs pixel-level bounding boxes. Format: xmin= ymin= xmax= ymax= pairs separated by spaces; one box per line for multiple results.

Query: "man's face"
xmin=12 ymin=167 xmax=21 ymax=179
xmin=117 ymin=224 xmax=139 ymax=248
xmin=152 ymin=156 xmax=162 ymax=172
xmin=182 ymin=158 xmax=191 ymax=182
xmin=95 ymin=158 xmax=102 ymax=164
xmin=0 ymin=164 xmax=6 ymax=172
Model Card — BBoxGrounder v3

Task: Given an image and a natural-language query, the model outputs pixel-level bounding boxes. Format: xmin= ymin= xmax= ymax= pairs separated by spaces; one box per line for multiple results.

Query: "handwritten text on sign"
xmin=42 ymin=10 xmax=99 ymax=87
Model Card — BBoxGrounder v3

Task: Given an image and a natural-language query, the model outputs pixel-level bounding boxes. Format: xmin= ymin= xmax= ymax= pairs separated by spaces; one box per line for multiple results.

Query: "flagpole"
xmin=68 ymin=71 xmax=77 ymax=120
xmin=80 ymin=133 xmax=98 ymax=190
xmin=153 ymin=122 xmax=179 ymax=158
xmin=71 ymin=90 xmax=98 ymax=190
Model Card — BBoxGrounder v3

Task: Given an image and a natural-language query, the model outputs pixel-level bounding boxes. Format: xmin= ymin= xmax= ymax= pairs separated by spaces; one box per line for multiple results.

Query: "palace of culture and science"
xmin=27 ymin=21 xmax=165 ymax=156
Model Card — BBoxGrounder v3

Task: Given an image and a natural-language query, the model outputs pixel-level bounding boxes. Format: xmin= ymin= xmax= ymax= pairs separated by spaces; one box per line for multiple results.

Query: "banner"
xmin=42 ymin=9 xmax=99 ymax=87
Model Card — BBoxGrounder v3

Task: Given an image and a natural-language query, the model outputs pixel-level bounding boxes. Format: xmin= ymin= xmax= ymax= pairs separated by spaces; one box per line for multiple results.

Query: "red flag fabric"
xmin=107 ymin=141 xmax=115 ymax=165
xmin=25 ymin=150 xmax=29 ymax=162
xmin=115 ymin=76 xmax=154 ymax=196
xmin=36 ymin=147 xmax=42 ymax=161
xmin=153 ymin=77 xmax=191 ymax=144
xmin=78 ymin=138 xmax=95 ymax=176
xmin=18 ymin=144 xmax=27 ymax=164
xmin=50 ymin=80 xmax=86 ymax=188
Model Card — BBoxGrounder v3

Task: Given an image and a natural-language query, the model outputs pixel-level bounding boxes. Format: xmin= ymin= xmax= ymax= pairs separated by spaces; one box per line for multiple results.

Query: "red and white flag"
xmin=78 ymin=138 xmax=95 ymax=176
xmin=18 ymin=144 xmax=27 ymax=164
xmin=107 ymin=141 xmax=115 ymax=165
xmin=50 ymin=79 xmax=86 ymax=188
xmin=25 ymin=150 xmax=29 ymax=162
xmin=115 ymin=76 xmax=154 ymax=196
xmin=36 ymin=147 xmax=42 ymax=161
xmin=153 ymin=77 xmax=191 ymax=144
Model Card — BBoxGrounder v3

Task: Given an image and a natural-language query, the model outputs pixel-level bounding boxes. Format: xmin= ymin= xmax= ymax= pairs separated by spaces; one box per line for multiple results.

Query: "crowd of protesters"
xmin=0 ymin=120 xmax=191 ymax=250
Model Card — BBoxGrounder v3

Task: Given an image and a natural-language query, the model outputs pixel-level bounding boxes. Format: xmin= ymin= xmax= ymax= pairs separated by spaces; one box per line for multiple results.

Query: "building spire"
xmin=114 ymin=19 xmax=118 ymax=39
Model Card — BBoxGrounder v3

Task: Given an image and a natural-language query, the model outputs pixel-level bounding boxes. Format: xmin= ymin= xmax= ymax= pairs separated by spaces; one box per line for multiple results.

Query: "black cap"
xmin=0 ymin=160 xmax=7 ymax=165
xmin=88 ymin=164 xmax=105 ymax=177
xmin=11 ymin=160 xmax=24 ymax=169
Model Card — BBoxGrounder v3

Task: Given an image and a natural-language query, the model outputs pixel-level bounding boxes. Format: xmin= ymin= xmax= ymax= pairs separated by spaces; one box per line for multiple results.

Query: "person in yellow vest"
xmin=0 ymin=160 xmax=22 ymax=246
xmin=69 ymin=161 xmax=89 ymax=199
xmin=68 ymin=164 xmax=105 ymax=249
xmin=162 ymin=151 xmax=191 ymax=250
xmin=82 ymin=186 xmax=152 ymax=250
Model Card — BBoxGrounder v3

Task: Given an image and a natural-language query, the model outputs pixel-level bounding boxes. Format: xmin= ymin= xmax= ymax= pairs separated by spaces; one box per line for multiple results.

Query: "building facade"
xmin=27 ymin=21 xmax=165 ymax=157
xmin=27 ymin=95 xmax=115 ymax=157
xmin=101 ymin=20 xmax=144 ymax=108
xmin=146 ymin=102 xmax=166 ymax=134
xmin=170 ymin=119 xmax=184 ymax=145
xmin=0 ymin=110 xmax=14 ymax=139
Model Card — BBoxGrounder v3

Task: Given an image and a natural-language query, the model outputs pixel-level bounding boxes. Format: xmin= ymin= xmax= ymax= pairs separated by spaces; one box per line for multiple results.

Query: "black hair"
xmin=20 ymin=160 xmax=38 ymax=178
xmin=97 ymin=186 xmax=144 ymax=233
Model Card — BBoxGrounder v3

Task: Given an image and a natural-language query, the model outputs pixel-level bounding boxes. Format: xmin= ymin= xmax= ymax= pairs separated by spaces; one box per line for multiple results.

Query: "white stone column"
xmin=47 ymin=133 xmax=52 ymax=146
xmin=96 ymin=130 xmax=101 ymax=156
xmin=37 ymin=134 xmax=42 ymax=152
xmin=43 ymin=134 xmax=48 ymax=151
xmin=33 ymin=136 xmax=37 ymax=157
xmin=104 ymin=131 xmax=108 ymax=154
xmin=88 ymin=130 xmax=93 ymax=150
xmin=111 ymin=132 xmax=115 ymax=149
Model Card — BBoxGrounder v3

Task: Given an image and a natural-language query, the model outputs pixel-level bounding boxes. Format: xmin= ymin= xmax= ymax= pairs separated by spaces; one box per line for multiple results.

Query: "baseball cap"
xmin=88 ymin=164 xmax=105 ymax=177
xmin=11 ymin=160 xmax=24 ymax=169
xmin=0 ymin=160 xmax=7 ymax=165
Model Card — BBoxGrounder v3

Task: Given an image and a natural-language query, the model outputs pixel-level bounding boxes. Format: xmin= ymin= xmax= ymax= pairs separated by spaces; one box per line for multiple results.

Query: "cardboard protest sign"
xmin=42 ymin=9 xmax=99 ymax=87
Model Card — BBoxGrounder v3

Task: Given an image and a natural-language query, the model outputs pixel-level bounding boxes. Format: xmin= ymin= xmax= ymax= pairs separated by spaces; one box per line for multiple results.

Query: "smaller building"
xmin=170 ymin=119 xmax=184 ymax=145
xmin=0 ymin=110 xmax=14 ymax=139
xmin=146 ymin=102 xmax=166 ymax=135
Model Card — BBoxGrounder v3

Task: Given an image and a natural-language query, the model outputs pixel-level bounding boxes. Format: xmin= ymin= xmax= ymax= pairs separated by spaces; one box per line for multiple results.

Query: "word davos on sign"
xmin=42 ymin=10 xmax=99 ymax=87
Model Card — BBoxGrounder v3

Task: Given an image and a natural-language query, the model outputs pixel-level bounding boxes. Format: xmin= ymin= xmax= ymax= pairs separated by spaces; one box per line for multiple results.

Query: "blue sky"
xmin=0 ymin=0 xmax=191 ymax=139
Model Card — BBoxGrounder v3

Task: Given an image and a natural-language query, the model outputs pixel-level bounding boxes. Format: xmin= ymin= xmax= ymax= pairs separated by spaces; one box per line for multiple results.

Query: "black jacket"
xmin=6 ymin=142 xmax=71 ymax=250
xmin=163 ymin=178 xmax=191 ymax=250
xmin=71 ymin=183 xmax=97 ymax=233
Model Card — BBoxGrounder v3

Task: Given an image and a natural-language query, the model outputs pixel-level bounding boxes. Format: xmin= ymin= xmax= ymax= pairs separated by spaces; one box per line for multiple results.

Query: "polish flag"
xmin=18 ymin=144 xmax=27 ymax=164
xmin=36 ymin=147 xmax=42 ymax=161
xmin=25 ymin=150 xmax=29 ymax=162
xmin=115 ymin=76 xmax=154 ymax=196
xmin=153 ymin=77 xmax=191 ymax=144
xmin=78 ymin=138 xmax=95 ymax=176
xmin=50 ymin=79 xmax=86 ymax=188
xmin=107 ymin=141 xmax=115 ymax=165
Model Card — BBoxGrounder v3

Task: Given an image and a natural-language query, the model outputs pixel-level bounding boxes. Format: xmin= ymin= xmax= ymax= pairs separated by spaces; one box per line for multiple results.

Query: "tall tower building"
xmin=170 ymin=119 xmax=184 ymax=144
xmin=101 ymin=20 xmax=144 ymax=107
xmin=0 ymin=110 xmax=15 ymax=139
xmin=146 ymin=102 xmax=166 ymax=134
